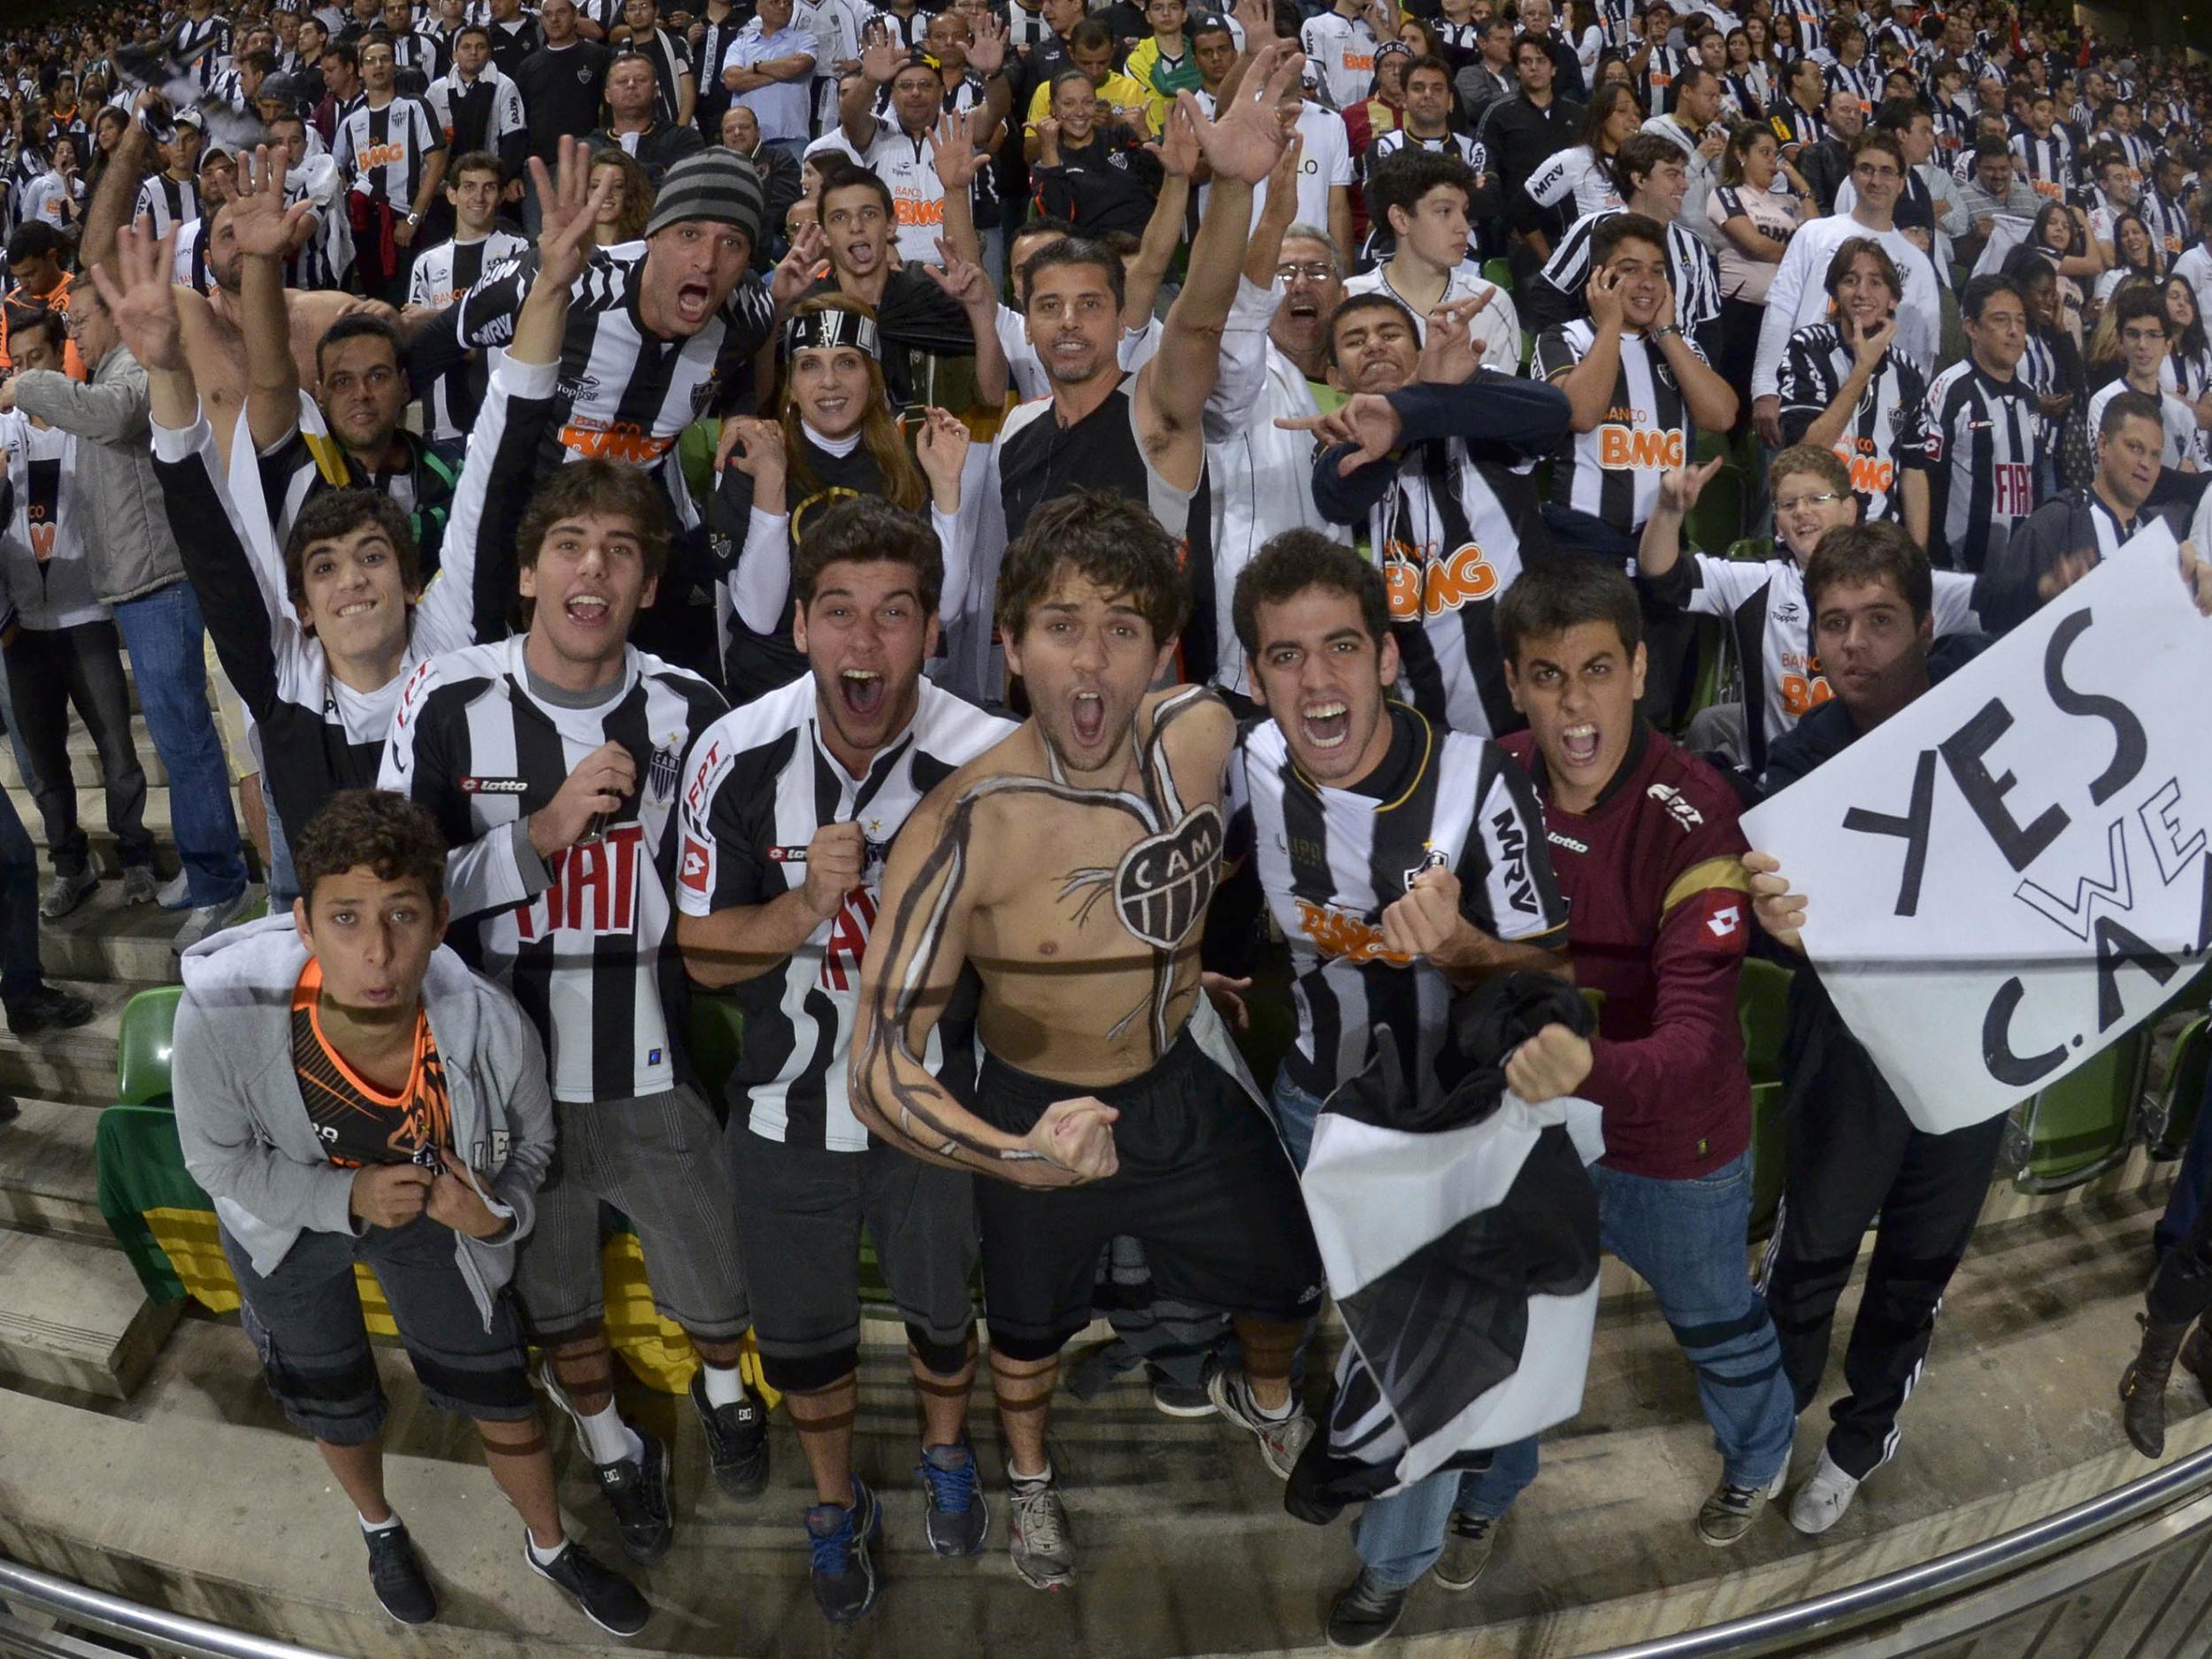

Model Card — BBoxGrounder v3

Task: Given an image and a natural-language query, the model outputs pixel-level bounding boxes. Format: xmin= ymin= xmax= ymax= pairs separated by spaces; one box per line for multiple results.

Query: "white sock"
xmin=1009 ymin=1457 xmax=1053 ymax=1486
xmin=573 ymin=1399 xmax=646 ymax=1468
xmin=1251 ymin=1384 xmax=1295 ymax=1422
xmin=526 ymin=1531 xmax=569 ymax=1567
xmin=697 ymin=1361 xmax=745 ymax=1409
xmin=359 ymin=1511 xmax=402 ymax=1535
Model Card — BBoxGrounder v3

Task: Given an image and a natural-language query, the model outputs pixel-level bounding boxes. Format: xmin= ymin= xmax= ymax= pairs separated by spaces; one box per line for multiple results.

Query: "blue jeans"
xmin=1353 ymin=1152 xmax=1797 ymax=1587
xmin=1270 ymin=1070 xmax=1325 ymax=1172
xmin=111 ymin=583 xmax=246 ymax=908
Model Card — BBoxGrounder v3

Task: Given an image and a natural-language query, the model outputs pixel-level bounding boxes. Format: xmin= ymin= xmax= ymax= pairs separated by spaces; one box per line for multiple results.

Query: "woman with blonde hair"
xmin=713 ymin=297 xmax=977 ymax=696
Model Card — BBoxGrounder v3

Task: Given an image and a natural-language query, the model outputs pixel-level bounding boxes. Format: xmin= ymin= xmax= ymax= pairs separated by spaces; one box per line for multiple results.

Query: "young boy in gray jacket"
xmin=172 ymin=788 xmax=648 ymax=1638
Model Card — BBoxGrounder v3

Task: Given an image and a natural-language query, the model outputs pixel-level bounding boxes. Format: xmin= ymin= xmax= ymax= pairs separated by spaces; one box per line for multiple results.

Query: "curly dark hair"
xmin=294 ymin=789 xmax=448 ymax=910
xmin=283 ymin=488 xmax=421 ymax=617
xmin=1232 ymin=530 xmax=1388 ymax=661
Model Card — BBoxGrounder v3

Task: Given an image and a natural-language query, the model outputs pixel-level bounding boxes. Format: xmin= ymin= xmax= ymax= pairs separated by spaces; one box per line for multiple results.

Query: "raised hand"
xmin=1851 ymin=311 xmax=1897 ymax=371
xmin=87 ymin=219 xmax=185 ymax=371
xmin=770 ymin=219 xmax=826 ymax=310
xmin=929 ymin=107 xmax=983 ymax=189
xmin=1652 ymin=271 xmax=1678 ymax=334
xmin=1379 ymin=865 xmax=1465 ymax=962
xmin=1586 ymin=263 xmax=1626 ymax=329
xmin=529 ymin=134 xmax=618 ymax=289
xmin=915 ymin=405 xmax=971 ymax=498
xmin=1741 ymin=850 xmax=1805 ymax=953
xmin=721 ymin=415 xmax=786 ymax=481
xmin=1031 ymin=114 xmax=1062 ymax=164
xmin=1185 ymin=38 xmax=1304 ymax=186
xmin=1147 ymin=95 xmax=1204 ymax=179
xmin=1656 ymin=454 xmax=1725 ymax=516
xmin=924 ymin=234 xmax=990 ymax=310
xmin=227 ymin=143 xmax=311 ymax=260
xmin=1232 ymin=0 xmax=1274 ymax=50
xmin=1417 ymin=290 xmax=1492 ymax=385
xmin=966 ymin=11 xmax=1007 ymax=76
xmin=1254 ymin=125 xmax=1302 ymax=202
xmin=859 ymin=23 xmax=902 ymax=84
xmin=1277 ymin=392 xmax=1404 ymax=474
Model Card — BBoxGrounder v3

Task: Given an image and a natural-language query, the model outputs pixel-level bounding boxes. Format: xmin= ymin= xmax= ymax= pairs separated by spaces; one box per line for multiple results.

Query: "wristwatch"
xmin=406 ymin=210 xmax=422 ymax=226
xmin=1652 ymin=323 xmax=1682 ymax=342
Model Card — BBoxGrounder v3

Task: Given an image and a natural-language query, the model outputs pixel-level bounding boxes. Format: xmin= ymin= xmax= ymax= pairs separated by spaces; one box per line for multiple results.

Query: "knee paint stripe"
xmin=479 ymin=1432 xmax=549 ymax=1457
xmin=790 ymin=1409 xmax=858 ymax=1435
xmin=536 ymin=1326 xmax=613 ymax=1358
xmin=992 ymin=1393 xmax=1053 ymax=1417
xmin=1666 ymin=1306 xmax=1777 ymax=1350
xmin=911 ymin=1372 xmax=975 ymax=1397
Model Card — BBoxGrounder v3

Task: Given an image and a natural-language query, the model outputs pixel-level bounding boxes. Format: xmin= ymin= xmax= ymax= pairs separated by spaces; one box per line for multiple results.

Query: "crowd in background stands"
xmin=0 ymin=0 xmax=2211 ymax=1647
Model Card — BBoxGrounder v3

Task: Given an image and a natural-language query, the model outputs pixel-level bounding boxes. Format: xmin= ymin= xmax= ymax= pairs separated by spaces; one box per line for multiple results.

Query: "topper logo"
xmin=1382 ymin=540 xmax=1498 ymax=620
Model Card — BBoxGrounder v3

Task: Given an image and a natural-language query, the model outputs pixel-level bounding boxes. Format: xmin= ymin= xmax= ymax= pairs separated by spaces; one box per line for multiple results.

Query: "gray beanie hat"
xmin=643 ymin=149 xmax=765 ymax=248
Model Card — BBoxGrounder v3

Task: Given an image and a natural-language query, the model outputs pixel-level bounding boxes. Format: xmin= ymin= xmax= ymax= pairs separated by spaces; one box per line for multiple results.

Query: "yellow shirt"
xmin=1027 ymin=71 xmax=1152 ymax=132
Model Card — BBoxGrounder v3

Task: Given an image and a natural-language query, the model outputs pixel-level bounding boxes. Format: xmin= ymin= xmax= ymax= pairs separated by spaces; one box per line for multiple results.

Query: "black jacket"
xmin=1969 ymin=488 xmax=2188 ymax=638
xmin=1476 ymin=93 xmax=1586 ymax=235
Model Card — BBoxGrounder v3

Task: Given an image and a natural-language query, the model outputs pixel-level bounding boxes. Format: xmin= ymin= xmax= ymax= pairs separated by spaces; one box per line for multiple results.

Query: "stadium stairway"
xmin=0 ymin=659 xmax=212 ymax=1403
xmin=4 ymin=685 xmax=2212 ymax=1657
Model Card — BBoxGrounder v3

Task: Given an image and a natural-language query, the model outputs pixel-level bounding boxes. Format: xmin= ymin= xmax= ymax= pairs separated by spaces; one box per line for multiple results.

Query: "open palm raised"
xmin=1182 ymin=39 xmax=1307 ymax=186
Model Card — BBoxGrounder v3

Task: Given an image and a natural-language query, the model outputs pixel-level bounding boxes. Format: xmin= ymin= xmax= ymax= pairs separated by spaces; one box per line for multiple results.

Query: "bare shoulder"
xmin=1141 ymin=685 xmax=1234 ymax=770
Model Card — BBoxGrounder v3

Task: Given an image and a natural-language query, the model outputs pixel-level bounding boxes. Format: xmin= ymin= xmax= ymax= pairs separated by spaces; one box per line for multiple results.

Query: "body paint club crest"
xmin=1112 ymin=805 xmax=1223 ymax=949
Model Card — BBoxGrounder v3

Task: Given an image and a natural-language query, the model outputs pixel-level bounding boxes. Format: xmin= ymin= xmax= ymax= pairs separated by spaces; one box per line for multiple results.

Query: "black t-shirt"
xmin=515 ymin=40 xmax=611 ymax=161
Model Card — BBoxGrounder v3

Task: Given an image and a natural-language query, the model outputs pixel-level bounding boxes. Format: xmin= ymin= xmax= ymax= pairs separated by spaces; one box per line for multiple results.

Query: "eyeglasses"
xmin=1774 ymin=491 xmax=1843 ymax=514
xmin=1276 ymin=261 xmax=1335 ymax=282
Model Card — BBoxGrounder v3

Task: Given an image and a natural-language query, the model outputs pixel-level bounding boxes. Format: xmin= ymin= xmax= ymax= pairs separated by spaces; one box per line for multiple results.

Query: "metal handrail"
xmin=5 ymin=1444 xmax=2212 ymax=1659
xmin=0 ymin=1558 xmax=345 ymax=1659
xmin=1572 ymin=1442 xmax=2212 ymax=1658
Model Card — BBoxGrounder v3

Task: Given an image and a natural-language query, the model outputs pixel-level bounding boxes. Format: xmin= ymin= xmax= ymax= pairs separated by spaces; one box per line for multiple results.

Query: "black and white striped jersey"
xmin=1647 ymin=549 xmax=1978 ymax=779
xmin=1364 ymin=127 xmax=1487 ymax=180
xmin=1767 ymin=101 xmax=1824 ymax=155
xmin=675 ymin=673 xmax=1015 ymax=1150
xmin=133 ymin=173 xmax=199 ymax=239
xmin=452 ymin=245 xmax=776 ymax=530
xmin=172 ymin=217 xmax=218 ymax=296
xmin=173 ymin=11 xmax=232 ymax=89
xmin=1904 ymin=359 xmax=2044 ymax=572
xmin=2009 ymin=129 xmax=2075 ymax=203
xmin=1535 ymin=319 xmax=1698 ymax=534
xmin=284 ymin=157 xmax=356 ymax=291
xmin=333 ymin=94 xmax=444 ymax=205
xmin=1532 ymin=207 xmax=1723 ymax=349
xmin=1635 ymin=44 xmax=1686 ymax=119
xmin=390 ymin=27 xmax=449 ymax=81
xmin=1824 ymin=58 xmax=1880 ymax=114
xmin=1774 ymin=322 xmax=1929 ymax=523
xmin=2142 ymin=184 xmax=2194 ymax=260
xmin=380 ymin=634 xmax=727 ymax=1104
xmin=407 ymin=228 xmax=529 ymax=443
xmin=1228 ymin=705 xmax=1568 ymax=1108
xmin=1595 ymin=0 xmax=1639 ymax=51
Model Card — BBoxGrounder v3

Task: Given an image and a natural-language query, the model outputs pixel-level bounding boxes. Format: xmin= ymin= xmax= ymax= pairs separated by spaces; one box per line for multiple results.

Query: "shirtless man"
xmin=85 ymin=110 xmax=381 ymax=469
xmin=850 ymin=489 xmax=1325 ymax=1592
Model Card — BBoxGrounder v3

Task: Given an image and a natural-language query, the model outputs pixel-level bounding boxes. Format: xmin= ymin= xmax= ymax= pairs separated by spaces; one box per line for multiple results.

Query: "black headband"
xmin=784 ymin=308 xmax=880 ymax=358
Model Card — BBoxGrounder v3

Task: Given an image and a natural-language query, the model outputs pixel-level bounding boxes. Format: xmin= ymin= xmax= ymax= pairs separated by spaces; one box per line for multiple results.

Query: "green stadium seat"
xmin=1738 ymin=956 xmax=1793 ymax=1087
xmin=2008 ymin=1030 xmax=2150 ymax=1194
xmin=1684 ymin=463 xmax=1744 ymax=555
xmin=1725 ymin=536 xmax=1770 ymax=563
xmin=117 ymin=987 xmax=184 ymax=1109
xmin=1482 ymin=257 xmax=1513 ymax=292
xmin=2150 ymin=1015 xmax=2212 ymax=1161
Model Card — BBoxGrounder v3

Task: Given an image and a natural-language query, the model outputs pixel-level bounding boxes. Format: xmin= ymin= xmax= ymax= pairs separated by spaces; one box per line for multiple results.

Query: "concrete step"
xmin=0 ymin=980 xmax=137 ymax=1108
xmin=0 ymin=1229 xmax=179 ymax=1399
xmin=0 ymin=715 xmax=171 ymax=792
xmin=36 ymin=880 xmax=211 ymax=987
xmin=0 ymin=1098 xmax=106 ymax=1241
xmin=0 ymin=1189 xmax=2188 ymax=1657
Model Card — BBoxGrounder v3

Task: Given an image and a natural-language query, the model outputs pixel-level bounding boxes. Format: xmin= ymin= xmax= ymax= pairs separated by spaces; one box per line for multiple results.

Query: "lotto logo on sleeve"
xmin=1690 ymin=887 xmax=1747 ymax=951
xmin=680 ymin=834 xmax=712 ymax=896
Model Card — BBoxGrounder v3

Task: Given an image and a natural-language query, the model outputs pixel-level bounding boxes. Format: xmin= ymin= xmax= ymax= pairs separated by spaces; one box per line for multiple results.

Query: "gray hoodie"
xmin=173 ymin=915 xmax=556 ymax=1328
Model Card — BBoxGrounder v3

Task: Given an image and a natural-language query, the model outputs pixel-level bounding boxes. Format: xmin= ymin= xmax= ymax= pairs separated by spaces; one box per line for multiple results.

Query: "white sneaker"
xmin=1787 ymin=1448 xmax=1862 ymax=1535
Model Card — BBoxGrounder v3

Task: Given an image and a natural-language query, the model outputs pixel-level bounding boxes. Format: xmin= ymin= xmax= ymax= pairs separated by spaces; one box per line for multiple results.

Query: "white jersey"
xmin=1298 ymin=9 xmax=1380 ymax=110
xmin=1526 ymin=145 xmax=1621 ymax=219
xmin=805 ymin=118 xmax=944 ymax=265
xmin=0 ymin=414 xmax=101 ymax=632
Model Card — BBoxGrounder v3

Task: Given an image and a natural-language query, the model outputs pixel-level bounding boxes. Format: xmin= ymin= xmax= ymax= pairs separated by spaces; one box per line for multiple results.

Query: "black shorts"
xmin=972 ymin=1032 xmax=1324 ymax=1362
xmin=726 ymin=1128 xmax=979 ymax=1394
xmin=222 ymin=1214 xmax=536 ymax=1448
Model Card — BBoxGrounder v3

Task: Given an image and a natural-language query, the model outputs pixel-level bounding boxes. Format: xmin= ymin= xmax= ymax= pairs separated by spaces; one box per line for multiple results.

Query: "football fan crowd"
xmin=2 ymin=0 xmax=2212 ymax=1645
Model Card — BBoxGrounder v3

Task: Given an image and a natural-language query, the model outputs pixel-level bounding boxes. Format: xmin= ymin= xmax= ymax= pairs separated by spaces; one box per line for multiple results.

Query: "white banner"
xmin=1741 ymin=525 xmax=2212 ymax=1133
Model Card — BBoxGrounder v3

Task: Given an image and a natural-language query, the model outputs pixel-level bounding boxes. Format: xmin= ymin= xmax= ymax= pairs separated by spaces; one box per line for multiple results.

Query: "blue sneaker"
xmin=803 ymin=1478 xmax=881 ymax=1624
xmin=918 ymin=1440 xmax=989 ymax=1557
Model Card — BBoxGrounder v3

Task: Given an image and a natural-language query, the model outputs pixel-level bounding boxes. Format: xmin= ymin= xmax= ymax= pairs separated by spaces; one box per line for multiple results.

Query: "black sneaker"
xmin=1326 ymin=1568 xmax=1409 ymax=1650
xmin=689 ymin=1365 xmax=770 ymax=1499
xmin=918 ymin=1440 xmax=988 ymax=1557
xmin=803 ymin=1478 xmax=882 ymax=1624
xmin=6 ymin=984 xmax=95 ymax=1036
xmin=594 ymin=1431 xmax=673 ymax=1563
xmin=526 ymin=1535 xmax=651 ymax=1639
xmin=363 ymin=1521 xmax=435 ymax=1626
